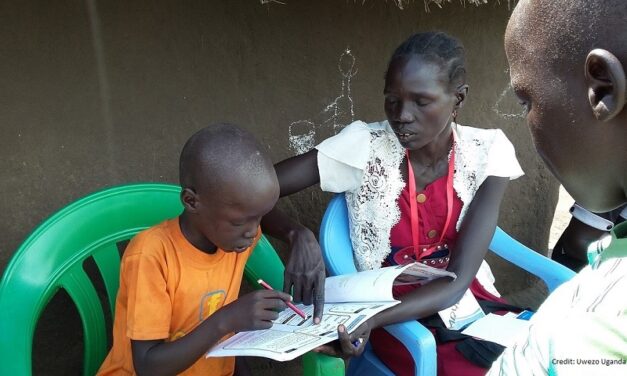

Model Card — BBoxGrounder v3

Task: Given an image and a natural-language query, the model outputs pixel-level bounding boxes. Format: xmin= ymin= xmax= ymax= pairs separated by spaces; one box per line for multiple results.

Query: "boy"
xmin=97 ymin=124 xmax=291 ymax=375
xmin=488 ymin=0 xmax=627 ymax=374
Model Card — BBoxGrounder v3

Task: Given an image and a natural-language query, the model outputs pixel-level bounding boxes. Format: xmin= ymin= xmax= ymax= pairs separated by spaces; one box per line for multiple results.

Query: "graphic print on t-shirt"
xmin=200 ymin=290 xmax=226 ymax=321
xmin=170 ymin=290 xmax=227 ymax=341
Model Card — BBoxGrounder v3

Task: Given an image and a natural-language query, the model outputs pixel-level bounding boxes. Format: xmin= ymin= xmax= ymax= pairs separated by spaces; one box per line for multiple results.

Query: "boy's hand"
xmin=221 ymin=290 xmax=290 ymax=332
xmin=313 ymin=323 xmax=371 ymax=359
xmin=284 ymin=226 xmax=326 ymax=324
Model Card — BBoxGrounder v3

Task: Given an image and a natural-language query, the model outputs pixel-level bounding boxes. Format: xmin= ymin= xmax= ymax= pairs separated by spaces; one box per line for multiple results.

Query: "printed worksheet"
xmin=207 ymin=301 xmax=397 ymax=361
xmin=206 ymin=262 xmax=457 ymax=361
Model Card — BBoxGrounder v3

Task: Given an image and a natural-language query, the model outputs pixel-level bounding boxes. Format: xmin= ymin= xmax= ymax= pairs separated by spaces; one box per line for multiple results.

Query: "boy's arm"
xmin=130 ymin=289 xmax=290 ymax=376
xmin=261 ymin=149 xmax=326 ymax=323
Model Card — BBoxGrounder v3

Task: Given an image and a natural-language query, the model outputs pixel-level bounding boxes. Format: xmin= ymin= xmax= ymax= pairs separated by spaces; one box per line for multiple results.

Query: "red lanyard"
xmin=406 ymin=132 xmax=456 ymax=258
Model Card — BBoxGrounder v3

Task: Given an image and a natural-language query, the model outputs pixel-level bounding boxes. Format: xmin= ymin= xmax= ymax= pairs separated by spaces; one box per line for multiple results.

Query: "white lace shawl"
xmin=316 ymin=120 xmax=524 ymax=271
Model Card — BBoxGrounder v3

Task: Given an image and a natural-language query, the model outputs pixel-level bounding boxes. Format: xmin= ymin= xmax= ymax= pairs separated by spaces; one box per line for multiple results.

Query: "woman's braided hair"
xmin=387 ymin=32 xmax=467 ymax=90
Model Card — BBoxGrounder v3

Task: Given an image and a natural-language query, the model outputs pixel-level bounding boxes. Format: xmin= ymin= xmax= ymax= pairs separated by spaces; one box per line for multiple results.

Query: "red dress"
xmin=368 ymin=174 xmax=508 ymax=376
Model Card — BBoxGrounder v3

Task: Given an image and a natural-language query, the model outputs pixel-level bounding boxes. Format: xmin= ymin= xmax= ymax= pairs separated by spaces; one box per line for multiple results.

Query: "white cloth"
xmin=487 ymin=224 xmax=627 ymax=376
xmin=316 ymin=120 xmax=524 ymax=271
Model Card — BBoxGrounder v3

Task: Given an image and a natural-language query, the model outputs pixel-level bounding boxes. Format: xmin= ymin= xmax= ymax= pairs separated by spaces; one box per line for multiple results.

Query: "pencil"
xmin=257 ymin=279 xmax=308 ymax=319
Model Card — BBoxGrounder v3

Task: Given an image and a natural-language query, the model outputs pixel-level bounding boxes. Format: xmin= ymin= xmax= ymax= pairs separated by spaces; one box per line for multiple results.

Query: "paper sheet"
xmin=206 ymin=262 xmax=457 ymax=361
xmin=438 ymin=288 xmax=485 ymax=330
xmin=461 ymin=313 xmax=531 ymax=347
xmin=206 ymin=300 xmax=398 ymax=361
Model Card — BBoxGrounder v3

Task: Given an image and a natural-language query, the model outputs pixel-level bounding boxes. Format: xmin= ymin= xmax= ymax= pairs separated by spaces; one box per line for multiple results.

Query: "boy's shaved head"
xmin=178 ymin=124 xmax=278 ymax=253
xmin=179 ymin=124 xmax=275 ymax=195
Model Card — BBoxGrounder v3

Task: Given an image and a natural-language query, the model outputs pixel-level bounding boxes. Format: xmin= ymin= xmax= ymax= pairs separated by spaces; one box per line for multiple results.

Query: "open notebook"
xmin=206 ymin=262 xmax=456 ymax=361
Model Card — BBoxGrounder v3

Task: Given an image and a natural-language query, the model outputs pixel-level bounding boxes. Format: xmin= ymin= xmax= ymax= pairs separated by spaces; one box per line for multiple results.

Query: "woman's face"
xmin=384 ymin=55 xmax=458 ymax=150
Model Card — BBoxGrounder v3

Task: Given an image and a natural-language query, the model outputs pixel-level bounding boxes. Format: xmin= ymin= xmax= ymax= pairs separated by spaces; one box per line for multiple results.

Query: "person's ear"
xmin=585 ymin=49 xmax=626 ymax=121
xmin=181 ymin=188 xmax=199 ymax=213
xmin=454 ymin=85 xmax=469 ymax=110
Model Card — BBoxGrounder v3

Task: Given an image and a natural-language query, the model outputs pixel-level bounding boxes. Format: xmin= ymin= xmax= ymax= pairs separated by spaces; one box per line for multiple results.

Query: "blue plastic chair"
xmin=319 ymin=193 xmax=576 ymax=376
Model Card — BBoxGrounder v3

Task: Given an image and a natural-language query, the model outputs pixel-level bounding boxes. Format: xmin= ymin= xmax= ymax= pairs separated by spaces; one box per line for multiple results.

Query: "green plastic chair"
xmin=0 ymin=183 xmax=342 ymax=376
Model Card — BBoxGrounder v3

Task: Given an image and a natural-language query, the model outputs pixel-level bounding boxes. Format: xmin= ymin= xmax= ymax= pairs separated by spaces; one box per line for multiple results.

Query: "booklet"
xmin=206 ymin=262 xmax=456 ymax=361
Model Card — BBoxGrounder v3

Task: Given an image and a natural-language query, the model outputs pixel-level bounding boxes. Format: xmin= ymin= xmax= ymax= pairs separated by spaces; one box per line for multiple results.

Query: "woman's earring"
xmin=452 ymin=110 xmax=458 ymax=124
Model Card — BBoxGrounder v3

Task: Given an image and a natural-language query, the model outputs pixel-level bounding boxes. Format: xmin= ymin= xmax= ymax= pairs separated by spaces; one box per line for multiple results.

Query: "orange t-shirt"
xmin=97 ymin=218 xmax=256 ymax=376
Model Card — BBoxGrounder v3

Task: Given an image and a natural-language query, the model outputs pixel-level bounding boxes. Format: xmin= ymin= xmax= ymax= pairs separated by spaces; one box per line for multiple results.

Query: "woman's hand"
xmin=313 ymin=322 xmax=371 ymax=359
xmin=260 ymin=205 xmax=326 ymax=324
xmin=261 ymin=149 xmax=326 ymax=322
xmin=284 ymin=226 xmax=326 ymax=323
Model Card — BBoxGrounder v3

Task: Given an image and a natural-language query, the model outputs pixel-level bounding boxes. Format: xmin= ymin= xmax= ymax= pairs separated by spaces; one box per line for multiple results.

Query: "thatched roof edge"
xmin=397 ymin=0 xmax=514 ymax=12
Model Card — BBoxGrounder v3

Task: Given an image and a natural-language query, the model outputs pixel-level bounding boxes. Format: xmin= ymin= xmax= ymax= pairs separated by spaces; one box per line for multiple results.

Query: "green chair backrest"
xmin=0 ymin=184 xmax=183 ymax=375
xmin=0 ymin=183 xmax=343 ymax=376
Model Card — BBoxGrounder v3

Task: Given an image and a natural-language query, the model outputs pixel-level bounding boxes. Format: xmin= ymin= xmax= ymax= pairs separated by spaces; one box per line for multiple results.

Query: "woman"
xmin=272 ymin=32 xmax=523 ymax=375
